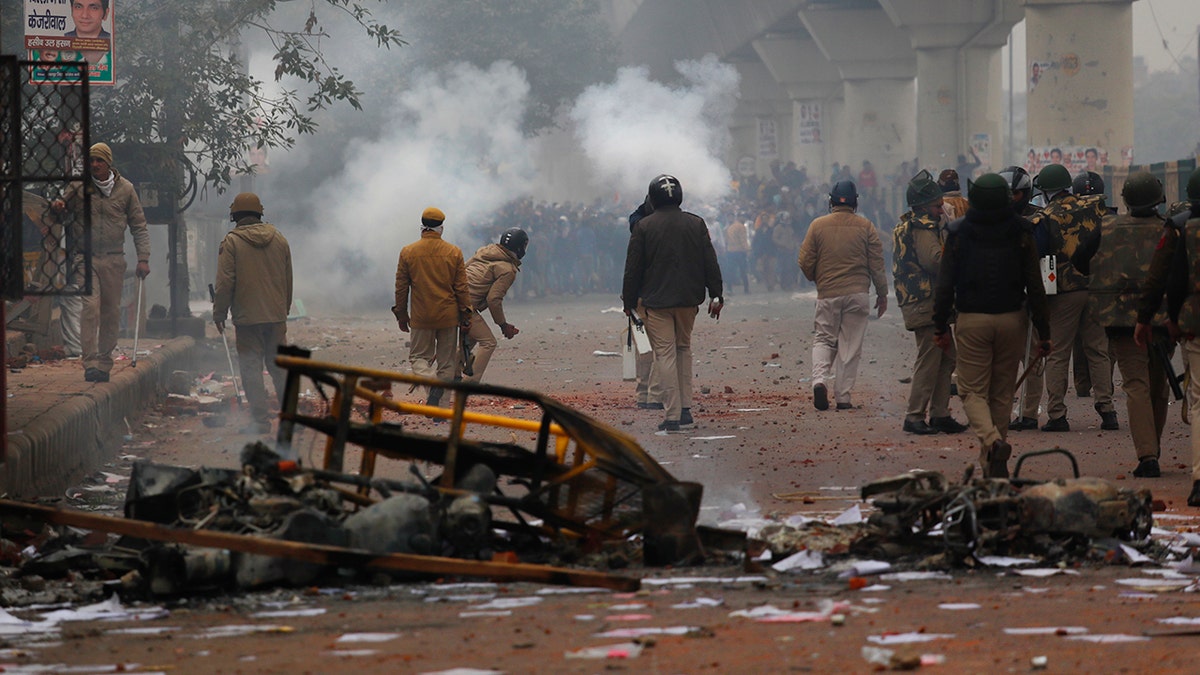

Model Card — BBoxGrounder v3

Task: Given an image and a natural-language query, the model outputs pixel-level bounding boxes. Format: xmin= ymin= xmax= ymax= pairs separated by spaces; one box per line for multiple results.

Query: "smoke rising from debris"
xmin=569 ymin=54 xmax=739 ymax=206
xmin=296 ymin=61 xmax=538 ymax=307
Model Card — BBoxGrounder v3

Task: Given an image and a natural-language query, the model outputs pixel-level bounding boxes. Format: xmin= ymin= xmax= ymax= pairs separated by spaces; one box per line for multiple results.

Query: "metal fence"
xmin=1 ymin=56 xmax=91 ymax=302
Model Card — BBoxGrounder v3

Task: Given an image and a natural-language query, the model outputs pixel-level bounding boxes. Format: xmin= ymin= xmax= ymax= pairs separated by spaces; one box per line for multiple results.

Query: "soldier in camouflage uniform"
xmin=1073 ymin=172 xmax=1170 ymax=478
xmin=1136 ymin=167 xmax=1200 ymax=507
xmin=1029 ymin=164 xmax=1118 ymax=432
xmin=894 ymin=170 xmax=967 ymax=435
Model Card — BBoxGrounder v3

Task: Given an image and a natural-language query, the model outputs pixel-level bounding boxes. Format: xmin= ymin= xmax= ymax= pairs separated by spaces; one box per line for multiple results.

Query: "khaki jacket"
xmin=67 ymin=170 xmax=150 ymax=259
xmin=213 ymin=217 xmax=293 ymax=326
xmin=393 ymin=230 xmax=471 ymax=330
xmin=798 ymin=206 xmax=887 ymax=299
xmin=466 ymin=243 xmax=520 ymax=325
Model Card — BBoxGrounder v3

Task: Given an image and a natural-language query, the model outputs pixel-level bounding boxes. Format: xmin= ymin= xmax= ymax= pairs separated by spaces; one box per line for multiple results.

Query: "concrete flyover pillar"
xmin=799 ymin=3 xmax=917 ymax=182
xmin=1023 ymin=0 xmax=1134 ymax=172
xmin=880 ymin=0 xmax=1023 ymax=179
xmin=751 ymin=33 xmax=842 ymax=182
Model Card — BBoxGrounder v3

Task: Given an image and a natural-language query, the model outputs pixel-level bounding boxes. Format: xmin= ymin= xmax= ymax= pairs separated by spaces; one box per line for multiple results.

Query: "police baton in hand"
xmin=1153 ymin=340 xmax=1185 ymax=401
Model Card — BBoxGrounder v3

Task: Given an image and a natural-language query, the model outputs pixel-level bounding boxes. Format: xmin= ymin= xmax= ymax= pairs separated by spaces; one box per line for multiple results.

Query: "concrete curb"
xmin=3 ymin=336 xmax=197 ymax=498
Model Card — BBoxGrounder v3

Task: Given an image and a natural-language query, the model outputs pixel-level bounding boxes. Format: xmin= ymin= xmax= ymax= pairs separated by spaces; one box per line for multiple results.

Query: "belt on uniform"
xmin=97 ymin=251 xmax=124 ymax=255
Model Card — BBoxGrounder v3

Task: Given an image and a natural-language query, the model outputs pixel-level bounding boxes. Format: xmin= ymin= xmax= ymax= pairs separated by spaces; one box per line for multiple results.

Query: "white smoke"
xmin=297 ymin=61 xmax=537 ymax=307
xmin=569 ymin=53 xmax=739 ymax=205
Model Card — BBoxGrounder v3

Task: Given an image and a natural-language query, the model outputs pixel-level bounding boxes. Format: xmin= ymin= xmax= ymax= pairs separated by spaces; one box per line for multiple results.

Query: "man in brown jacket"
xmin=212 ymin=193 xmax=293 ymax=435
xmin=60 ymin=142 xmax=151 ymax=383
xmin=798 ymin=180 xmax=888 ymax=411
xmin=462 ymin=228 xmax=527 ymax=383
xmin=392 ymin=207 xmax=472 ymax=406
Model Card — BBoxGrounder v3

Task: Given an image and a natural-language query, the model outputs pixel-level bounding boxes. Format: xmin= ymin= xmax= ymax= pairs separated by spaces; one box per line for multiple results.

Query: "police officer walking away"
xmin=393 ymin=207 xmax=472 ymax=407
xmin=623 ymin=174 xmax=723 ymax=432
xmin=1030 ymin=164 xmax=1118 ymax=432
xmin=934 ymin=174 xmax=1051 ymax=478
xmin=1073 ymin=172 xmax=1170 ymax=478
xmin=212 ymin=193 xmax=293 ymax=435
xmin=462 ymin=228 xmax=528 ymax=383
xmin=893 ymin=170 xmax=966 ymax=435
xmin=1136 ymin=168 xmax=1200 ymax=506
xmin=798 ymin=180 xmax=888 ymax=411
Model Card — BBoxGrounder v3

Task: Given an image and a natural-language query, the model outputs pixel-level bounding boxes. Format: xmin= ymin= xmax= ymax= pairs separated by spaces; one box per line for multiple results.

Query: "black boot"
xmin=426 ymin=387 xmax=444 ymax=407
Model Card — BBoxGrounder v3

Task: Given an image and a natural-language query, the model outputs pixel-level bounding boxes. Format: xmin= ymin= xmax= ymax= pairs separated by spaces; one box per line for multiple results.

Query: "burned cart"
xmin=857 ymin=449 xmax=1154 ymax=560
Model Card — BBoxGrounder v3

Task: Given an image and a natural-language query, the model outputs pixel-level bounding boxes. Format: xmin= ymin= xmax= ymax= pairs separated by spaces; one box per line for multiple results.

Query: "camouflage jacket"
xmin=891 ymin=210 xmax=943 ymax=329
xmin=1137 ymin=207 xmax=1196 ymax=329
xmin=1073 ymin=213 xmax=1166 ymax=328
xmin=1032 ymin=193 xmax=1107 ymax=293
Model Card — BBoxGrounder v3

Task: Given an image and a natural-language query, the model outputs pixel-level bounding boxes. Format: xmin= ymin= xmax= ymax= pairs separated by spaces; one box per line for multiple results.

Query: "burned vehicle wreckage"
xmin=1 ymin=347 xmax=732 ymax=595
xmin=0 ymin=351 xmax=1160 ymax=598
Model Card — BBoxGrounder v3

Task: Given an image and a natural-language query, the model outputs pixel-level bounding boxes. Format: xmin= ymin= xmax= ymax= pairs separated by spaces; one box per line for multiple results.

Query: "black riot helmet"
xmin=1072 ymin=171 xmax=1104 ymax=196
xmin=829 ymin=180 xmax=858 ymax=209
xmin=499 ymin=227 xmax=529 ymax=260
xmin=647 ymin=174 xmax=683 ymax=208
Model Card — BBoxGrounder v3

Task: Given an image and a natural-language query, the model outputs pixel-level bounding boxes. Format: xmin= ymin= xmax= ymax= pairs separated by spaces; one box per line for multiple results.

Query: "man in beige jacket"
xmin=212 ymin=192 xmax=292 ymax=435
xmin=462 ymin=228 xmax=527 ymax=383
xmin=392 ymin=207 xmax=472 ymax=406
xmin=798 ymin=180 xmax=888 ymax=411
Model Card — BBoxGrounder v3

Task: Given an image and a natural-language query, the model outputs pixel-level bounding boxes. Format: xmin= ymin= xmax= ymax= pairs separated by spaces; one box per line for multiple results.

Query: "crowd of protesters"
xmin=466 ymin=158 xmax=931 ymax=301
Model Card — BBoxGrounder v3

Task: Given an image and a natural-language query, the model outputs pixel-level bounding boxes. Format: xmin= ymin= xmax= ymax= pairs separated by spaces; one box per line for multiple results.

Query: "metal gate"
xmin=1 ymin=56 xmax=91 ymax=302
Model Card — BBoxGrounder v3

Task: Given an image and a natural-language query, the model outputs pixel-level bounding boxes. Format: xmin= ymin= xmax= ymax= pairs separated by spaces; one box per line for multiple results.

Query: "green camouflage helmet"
xmin=1120 ymin=171 xmax=1164 ymax=211
xmin=1034 ymin=164 xmax=1072 ymax=193
xmin=906 ymin=169 xmax=943 ymax=208
xmin=1188 ymin=167 xmax=1200 ymax=201
xmin=968 ymin=173 xmax=1011 ymax=211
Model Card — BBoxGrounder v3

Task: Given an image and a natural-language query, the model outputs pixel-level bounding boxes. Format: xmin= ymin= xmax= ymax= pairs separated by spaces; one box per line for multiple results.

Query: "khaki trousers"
xmin=812 ymin=293 xmax=870 ymax=405
xmin=1017 ymin=322 xmax=1045 ymax=419
xmin=906 ymin=325 xmax=956 ymax=421
xmin=235 ymin=322 xmax=288 ymax=424
xmin=634 ymin=300 xmax=661 ymax=404
xmin=1043 ymin=291 xmax=1114 ymax=419
xmin=81 ymin=253 xmax=125 ymax=373
xmin=954 ymin=311 xmax=1025 ymax=461
xmin=643 ymin=306 xmax=698 ymax=422
xmin=1183 ymin=339 xmax=1200 ymax=480
xmin=1108 ymin=333 xmax=1168 ymax=462
xmin=462 ymin=313 xmax=497 ymax=383
xmin=410 ymin=326 xmax=459 ymax=393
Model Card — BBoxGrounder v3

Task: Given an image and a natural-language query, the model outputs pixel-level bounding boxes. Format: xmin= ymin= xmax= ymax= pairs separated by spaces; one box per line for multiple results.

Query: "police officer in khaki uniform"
xmin=1136 ymin=168 xmax=1200 ymax=506
xmin=1074 ymin=172 xmax=1170 ymax=478
xmin=893 ymin=170 xmax=966 ymax=435
xmin=462 ymin=228 xmax=527 ymax=383
xmin=934 ymin=174 xmax=1051 ymax=478
xmin=1030 ymin=164 xmax=1117 ymax=432
xmin=212 ymin=193 xmax=293 ymax=435
xmin=66 ymin=142 xmax=151 ymax=383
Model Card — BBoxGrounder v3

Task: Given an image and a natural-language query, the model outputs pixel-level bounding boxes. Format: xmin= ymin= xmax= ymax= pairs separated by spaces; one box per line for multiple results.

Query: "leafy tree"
xmin=3 ymin=0 xmax=404 ymax=192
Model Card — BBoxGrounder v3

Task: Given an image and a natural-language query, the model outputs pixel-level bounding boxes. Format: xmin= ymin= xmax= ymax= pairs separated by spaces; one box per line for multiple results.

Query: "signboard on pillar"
xmin=24 ymin=0 xmax=116 ymax=86
xmin=1025 ymin=145 xmax=1115 ymax=176
xmin=796 ymin=103 xmax=823 ymax=145
xmin=969 ymin=133 xmax=990 ymax=179
xmin=757 ymin=118 xmax=778 ymax=159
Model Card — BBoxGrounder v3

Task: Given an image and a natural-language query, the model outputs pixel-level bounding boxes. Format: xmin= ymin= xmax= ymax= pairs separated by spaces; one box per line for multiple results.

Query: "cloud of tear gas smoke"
xmin=297 ymin=62 xmax=537 ymax=308
xmin=569 ymin=53 xmax=739 ymax=205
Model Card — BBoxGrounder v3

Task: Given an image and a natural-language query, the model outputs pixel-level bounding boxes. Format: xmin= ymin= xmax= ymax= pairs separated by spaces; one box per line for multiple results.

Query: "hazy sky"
xmin=1006 ymin=0 xmax=1200 ymax=83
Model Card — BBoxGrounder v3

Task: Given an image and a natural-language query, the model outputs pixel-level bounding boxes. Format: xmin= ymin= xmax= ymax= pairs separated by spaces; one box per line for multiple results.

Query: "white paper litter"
xmin=691 ymin=435 xmax=737 ymax=441
xmin=642 ymin=576 xmax=768 ymax=586
xmin=1169 ymin=555 xmax=1200 ymax=575
xmin=1157 ymin=617 xmax=1200 ymax=625
xmin=1119 ymin=544 xmax=1153 ymax=564
xmin=672 ymin=597 xmax=724 ymax=609
xmin=608 ymin=603 xmax=647 ymax=611
xmin=338 ymin=632 xmax=400 ymax=643
xmin=565 ymin=642 xmax=645 ymax=660
xmin=1114 ymin=577 xmax=1194 ymax=591
xmin=592 ymin=350 xmax=621 ymax=357
xmin=469 ymin=597 xmax=543 ymax=610
xmin=879 ymin=571 xmax=953 ymax=582
xmin=418 ymin=669 xmax=504 ymax=675
xmin=831 ymin=504 xmax=862 ymax=526
xmin=866 ymin=632 xmax=955 ymax=645
xmin=836 ymin=560 xmax=892 ymax=579
xmin=938 ymin=603 xmax=981 ymax=610
xmin=976 ymin=555 xmax=1039 ymax=567
xmin=458 ymin=611 xmax=511 ymax=618
xmin=250 ymin=608 xmax=326 ymax=618
xmin=192 ymin=624 xmax=290 ymax=638
xmin=593 ymin=626 xmax=698 ymax=638
xmin=860 ymin=584 xmax=892 ymax=592
xmin=535 ymin=586 xmax=610 ymax=595
xmin=325 ymin=649 xmax=380 ymax=657
xmin=772 ymin=549 xmax=825 ymax=573
xmin=1065 ymin=634 xmax=1149 ymax=643
xmin=1014 ymin=568 xmax=1080 ymax=578
xmin=1003 ymin=626 xmax=1088 ymax=635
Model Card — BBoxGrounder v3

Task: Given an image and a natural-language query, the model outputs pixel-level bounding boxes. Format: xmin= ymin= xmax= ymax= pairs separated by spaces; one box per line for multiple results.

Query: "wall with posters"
xmin=24 ymin=0 xmax=115 ymax=86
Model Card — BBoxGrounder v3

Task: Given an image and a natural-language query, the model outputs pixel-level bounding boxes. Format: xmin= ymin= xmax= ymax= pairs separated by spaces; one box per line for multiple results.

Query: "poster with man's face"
xmin=24 ymin=0 xmax=115 ymax=86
